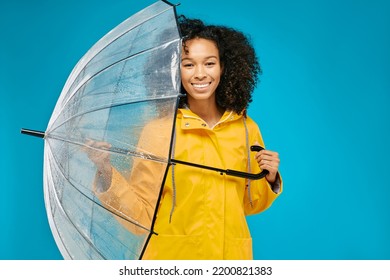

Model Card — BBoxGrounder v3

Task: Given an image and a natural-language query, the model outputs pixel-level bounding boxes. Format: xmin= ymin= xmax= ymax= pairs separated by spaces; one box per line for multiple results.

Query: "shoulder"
xmin=141 ymin=116 xmax=173 ymax=139
xmin=243 ymin=115 xmax=266 ymax=146
xmin=243 ymin=115 xmax=260 ymax=132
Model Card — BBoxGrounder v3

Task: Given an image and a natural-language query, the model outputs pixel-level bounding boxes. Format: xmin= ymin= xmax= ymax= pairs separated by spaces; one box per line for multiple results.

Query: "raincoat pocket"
xmin=142 ymin=234 xmax=203 ymax=260
xmin=224 ymin=237 xmax=253 ymax=260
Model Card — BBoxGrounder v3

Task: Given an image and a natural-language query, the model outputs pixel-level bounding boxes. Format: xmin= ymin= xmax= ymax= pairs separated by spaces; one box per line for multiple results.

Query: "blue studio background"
xmin=1 ymin=0 xmax=389 ymax=259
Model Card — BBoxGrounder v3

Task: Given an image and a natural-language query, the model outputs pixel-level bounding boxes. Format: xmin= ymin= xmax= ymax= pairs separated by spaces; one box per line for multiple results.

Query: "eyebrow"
xmin=181 ymin=56 xmax=218 ymax=62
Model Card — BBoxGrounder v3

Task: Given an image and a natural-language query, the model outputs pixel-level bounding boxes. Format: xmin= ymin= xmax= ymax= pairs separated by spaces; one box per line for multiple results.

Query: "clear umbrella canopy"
xmin=42 ymin=0 xmax=181 ymax=259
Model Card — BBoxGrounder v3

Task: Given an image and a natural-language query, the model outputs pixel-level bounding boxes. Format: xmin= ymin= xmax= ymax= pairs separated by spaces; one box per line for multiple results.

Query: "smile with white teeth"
xmin=192 ymin=83 xmax=210 ymax=88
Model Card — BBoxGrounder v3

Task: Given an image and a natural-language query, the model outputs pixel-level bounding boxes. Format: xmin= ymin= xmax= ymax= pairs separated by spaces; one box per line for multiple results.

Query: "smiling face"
xmin=181 ymin=38 xmax=223 ymax=107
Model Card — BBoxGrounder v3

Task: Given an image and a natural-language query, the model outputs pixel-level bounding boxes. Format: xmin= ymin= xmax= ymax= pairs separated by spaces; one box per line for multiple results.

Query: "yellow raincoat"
xmin=97 ymin=108 xmax=282 ymax=260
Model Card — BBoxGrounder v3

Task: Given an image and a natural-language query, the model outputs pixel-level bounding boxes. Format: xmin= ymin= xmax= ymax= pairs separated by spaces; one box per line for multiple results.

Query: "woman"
xmin=90 ymin=16 xmax=282 ymax=260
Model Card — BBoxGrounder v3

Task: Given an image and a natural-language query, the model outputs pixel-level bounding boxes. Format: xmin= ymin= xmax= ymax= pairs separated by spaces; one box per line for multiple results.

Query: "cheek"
xmin=212 ymin=69 xmax=222 ymax=84
xmin=180 ymin=68 xmax=190 ymax=81
xmin=180 ymin=73 xmax=191 ymax=92
xmin=181 ymin=82 xmax=191 ymax=93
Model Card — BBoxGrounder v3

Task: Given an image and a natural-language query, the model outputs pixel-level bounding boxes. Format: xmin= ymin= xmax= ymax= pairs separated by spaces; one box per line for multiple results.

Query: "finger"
xmin=259 ymin=156 xmax=280 ymax=166
xmin=255 ymin=150 xmax=280 ymax=162
xmin=259 ymin=149 xmax=279 ymax=157
xmin=255 ymin=156 xmax=279 ymax=167
xmin=88 ymin=141 xmax=112 ymax=150
xmin=261 ymin=157 xmax=279 ymax=167
xmin=259 ymin=154 xmax=279 ymax=166
xmin=260 ymin=164 xmax=278 ymax=173
xmin=260 ymin=164 xmax=278 ymax=178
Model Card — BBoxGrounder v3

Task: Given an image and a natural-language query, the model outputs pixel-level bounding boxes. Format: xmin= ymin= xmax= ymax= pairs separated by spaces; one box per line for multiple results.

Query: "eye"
xmin=205 ymin=61 xmax=216 ymax=67
xmin=182 ymin=63 xmax=194 ymax=68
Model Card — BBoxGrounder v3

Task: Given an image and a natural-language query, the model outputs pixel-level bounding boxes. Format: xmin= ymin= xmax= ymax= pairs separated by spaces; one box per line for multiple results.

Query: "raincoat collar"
xmin=177 ymin=108 xmax=243 ymax=130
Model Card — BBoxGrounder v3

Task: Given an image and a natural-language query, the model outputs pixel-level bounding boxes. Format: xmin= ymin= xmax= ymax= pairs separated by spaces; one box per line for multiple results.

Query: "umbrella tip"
xmin=21 ymin=128 xmax=45 ymax=138
xmin=162 ymin=0 xmax=180 ymax=7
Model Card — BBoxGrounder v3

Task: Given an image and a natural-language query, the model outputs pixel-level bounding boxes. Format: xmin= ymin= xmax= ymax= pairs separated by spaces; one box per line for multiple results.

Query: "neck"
xmin=187 ymin=99 xmax=224 ymax=127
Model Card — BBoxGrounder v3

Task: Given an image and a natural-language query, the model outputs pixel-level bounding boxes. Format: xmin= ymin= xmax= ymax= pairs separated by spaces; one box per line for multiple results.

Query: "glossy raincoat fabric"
xmin=97 ymin=108 xmax=282 ymax=259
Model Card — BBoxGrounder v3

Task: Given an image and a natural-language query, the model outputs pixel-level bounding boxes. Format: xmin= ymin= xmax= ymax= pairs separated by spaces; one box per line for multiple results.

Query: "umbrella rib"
xmin=44 ymin=152 xmax=73 ymax=260
xmin=48 ymin=95 xmax=176 ymax=136
xmin=46 ymin=143 xmax=154 ymax=258
xmin=61 ymin=3 xmax=175 ymax=109
xmin=45 ymin=146 xmax=107 ymax=259
xmin=46 ymin=133 xmax=168 ymax=164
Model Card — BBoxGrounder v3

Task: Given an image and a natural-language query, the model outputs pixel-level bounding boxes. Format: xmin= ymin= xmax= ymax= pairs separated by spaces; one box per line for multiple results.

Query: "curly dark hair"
xmin=178 ymin=15 xmax=261 ymax=114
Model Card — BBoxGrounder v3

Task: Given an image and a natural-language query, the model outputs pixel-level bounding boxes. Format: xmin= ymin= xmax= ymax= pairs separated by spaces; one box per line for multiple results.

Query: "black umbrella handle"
xmin=225 ymin=168 xmax=268 ymax=180
xmin=170 ymin=145 xmax=269 ymax=180
xmin=225 ymin=145 xmax=269 ymax=180
xmin=250 ymin=145 xmax=264 ymax=152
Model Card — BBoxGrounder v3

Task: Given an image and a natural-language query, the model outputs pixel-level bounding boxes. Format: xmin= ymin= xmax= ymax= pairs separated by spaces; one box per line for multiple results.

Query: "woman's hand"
xmin=84 ymin=139 xmax=112 ymax=192
xmin=253 ymin=144 xmax=280 ymax=184
xmin=84 ymin=139 xmax=111 ymax=171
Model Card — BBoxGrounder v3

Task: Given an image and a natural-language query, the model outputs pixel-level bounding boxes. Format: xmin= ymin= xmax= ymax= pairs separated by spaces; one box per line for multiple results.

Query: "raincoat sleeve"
xmin=243 ymin=117 xmax=283 ymax=216
xmin=93 ymin=121 xmax=169 ymax=235
xmin=95 ymin=160 xmax=163 ymax=234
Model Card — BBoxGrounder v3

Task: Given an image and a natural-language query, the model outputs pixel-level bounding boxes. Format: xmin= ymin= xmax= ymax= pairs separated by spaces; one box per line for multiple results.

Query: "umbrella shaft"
xmin=170 ymin=159 xmax=226 ymax=174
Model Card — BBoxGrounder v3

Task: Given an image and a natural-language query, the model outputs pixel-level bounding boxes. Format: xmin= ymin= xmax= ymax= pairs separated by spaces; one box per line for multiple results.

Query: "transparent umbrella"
xmin=21 ymin=0 xmax=268 ymax=260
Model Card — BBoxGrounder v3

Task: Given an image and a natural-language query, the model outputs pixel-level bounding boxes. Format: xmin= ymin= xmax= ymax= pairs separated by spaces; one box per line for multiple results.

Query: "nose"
xmin=194 ymin=65 xmax=207 ymax=80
